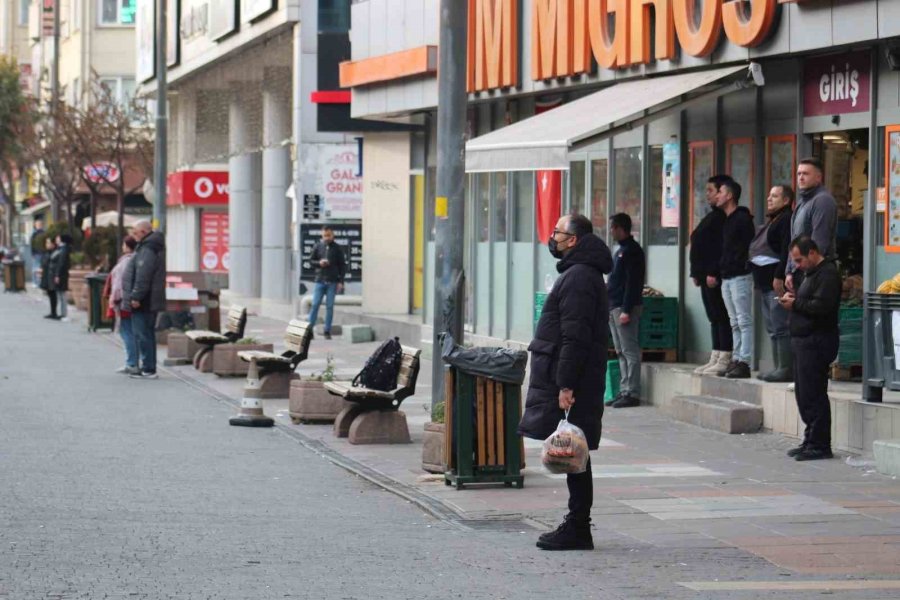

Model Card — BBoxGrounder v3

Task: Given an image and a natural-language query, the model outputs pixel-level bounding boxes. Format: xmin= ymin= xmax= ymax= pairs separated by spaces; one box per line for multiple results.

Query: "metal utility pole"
xmin=431 ymin=0 xmax=468 ymax=416
xmin=49 ymin=0 xmax=61 ymax=222
xmin=153 ymin=0 xmax=168 ymax=233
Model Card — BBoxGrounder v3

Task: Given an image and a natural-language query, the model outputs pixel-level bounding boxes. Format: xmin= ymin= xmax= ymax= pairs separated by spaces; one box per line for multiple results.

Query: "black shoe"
xmin=721 ymin=360 xmax=738 ymax=377
xmin=323 ymin=332 xmax=332 ymax=340
xmin=43 ymin=314 xmax=58 ymax=319
xmin=786 ymin=444 xmax=806 ymax=457
xmin=764 ymin=368 xmax=793 ymax=383
xmin=794 ymin=447 xmax=834 ymax=461
xmin=536 ymin=516 xmax=593 ymax=551
xmin=612 ymin=395 xmax=640 ymax=408
xmin=725 ymin=361 xmax=751 ymax=379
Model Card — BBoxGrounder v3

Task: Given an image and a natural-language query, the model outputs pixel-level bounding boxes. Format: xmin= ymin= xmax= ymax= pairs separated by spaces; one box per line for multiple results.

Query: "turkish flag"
xmin=535 ymin=170 xmax=561 ymax=244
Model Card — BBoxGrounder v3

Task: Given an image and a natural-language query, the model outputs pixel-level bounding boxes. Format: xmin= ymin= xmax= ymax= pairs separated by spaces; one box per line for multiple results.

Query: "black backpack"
xmin=352 ymin=337 xmax=403 ymax=391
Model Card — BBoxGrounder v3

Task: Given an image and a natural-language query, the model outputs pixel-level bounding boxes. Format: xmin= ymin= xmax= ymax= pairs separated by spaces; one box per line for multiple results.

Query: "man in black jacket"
xmin=779 ymin=236 xmax=841 ymax=461
xmin=607 ymin=213 xmax=645 ymax=408
xmin=519 ymin=213 xmax=613 ymax=551
xmin=51 ymin=234 xmax=72 ymax=321
xmin=125 ymin=220 xmax=167 ymax=380
xmin=306 ymin=227 xmax=346 ymax=339
xmin=690 ymin=175 xmax=734 ymax=376
xmin=715 ymin=179 xmax=756 ymax=379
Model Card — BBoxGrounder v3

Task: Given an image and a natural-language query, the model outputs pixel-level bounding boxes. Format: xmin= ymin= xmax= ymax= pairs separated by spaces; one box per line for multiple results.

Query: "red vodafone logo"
xmin=167 ymin=171 xmax=229 ymax=206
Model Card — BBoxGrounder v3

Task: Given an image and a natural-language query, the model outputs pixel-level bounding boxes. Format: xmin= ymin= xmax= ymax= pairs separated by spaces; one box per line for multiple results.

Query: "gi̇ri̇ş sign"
xmin=803 ymin=51 xmax=871 ymax=117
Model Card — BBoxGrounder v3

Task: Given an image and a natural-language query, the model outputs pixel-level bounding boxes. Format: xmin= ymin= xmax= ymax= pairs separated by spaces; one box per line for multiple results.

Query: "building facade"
xmin=343 ymin=0 xmax=900 ymax=376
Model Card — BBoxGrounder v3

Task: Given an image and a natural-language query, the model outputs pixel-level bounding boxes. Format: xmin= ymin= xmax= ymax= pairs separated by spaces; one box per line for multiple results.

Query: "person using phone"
xmin=306 ymin=226 xmax=346 ymax=340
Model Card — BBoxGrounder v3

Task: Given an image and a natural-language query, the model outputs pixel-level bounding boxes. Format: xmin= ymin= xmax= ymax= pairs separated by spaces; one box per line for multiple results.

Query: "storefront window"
xmin=570 ymin=161 xmax=586 ymax=215
xmin=614 ymin=148 xmax=642 ymax=242
xmin=591 ymin=158 xmax=608 ymax=241
xmin=319 ymin=0 xmax=351 ymax=32
xmin=493 ymin=172 xmax=508 ymax=241
xmin=477 ymin=173 xmax=490 ymax=242
xmin=513 ymin=171 xmax=533 ymax=242
xmin=689 ymin=141 xmax=715 ymax=232
xmin=648 ymin=146 xmax=677 ymax=245
xmin=726 ymin=139 xmax=754 ymax=211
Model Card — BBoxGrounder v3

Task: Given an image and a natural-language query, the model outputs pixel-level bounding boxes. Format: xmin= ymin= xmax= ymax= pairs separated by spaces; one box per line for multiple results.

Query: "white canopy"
xmin=83 ymin=211 xmax=140 ymax=230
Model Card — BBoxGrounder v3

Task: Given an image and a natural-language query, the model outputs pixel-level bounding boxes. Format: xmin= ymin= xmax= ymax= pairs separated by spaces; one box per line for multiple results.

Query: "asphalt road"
xmin=0 ymin=291 xmax=892 ymax=600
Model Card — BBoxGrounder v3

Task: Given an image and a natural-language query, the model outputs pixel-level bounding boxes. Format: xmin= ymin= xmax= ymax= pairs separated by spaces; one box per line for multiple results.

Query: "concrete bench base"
xmin=343 ymin=324 xmax=374 ymax=344
xmin=164 ymin=332 xmax=202 ymax=366
xmin=289 ymin=380 xmax=348 ymax=423
xmin=193 ymin=347 xmax=214 ymax=373
xmin=243 ymin=371 xmax=299 ymax=400
xmin=348 ymin=410 xmax=411 ymax=445
xmin=334 ymin=404 xmax=365 ymax=438
xmin=665 ymin=395 xmax=763 ymax=434
xmin=874 ymin=439 xmax=900 ymax=477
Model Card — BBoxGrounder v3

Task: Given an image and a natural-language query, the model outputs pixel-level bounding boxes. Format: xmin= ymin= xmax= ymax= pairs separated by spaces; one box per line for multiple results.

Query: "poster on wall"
xmin=661 ymin=142 xmax=680 ymax=228
xmin=690 ymin=142 xmax=714 ymax=231
xmin=136 ymin=0 xmax=155 ymax=82
xmin=317 ymin=145 xmax=363 ymax=219
xmin=767 ymin=135 xmax=796 ymax=191
xmin=300 ymin=223 xmax=362 ymax=282
xmin=885 ymin=126 xmax=900 ymax=252
xmin=200 ymin=213 xmax=230 ymax=272
xmin=727 ymin=140 xmax=754 ymax=211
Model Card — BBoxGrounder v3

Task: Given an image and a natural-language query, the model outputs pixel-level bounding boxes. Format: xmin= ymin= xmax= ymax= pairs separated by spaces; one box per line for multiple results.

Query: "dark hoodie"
xmin=719 ymin=206 xmax=755 ymax=280
xmin=123 ymin=231 xmax=167 ymax=312
xmin=518 ymin=233 xmax=613 ymax=450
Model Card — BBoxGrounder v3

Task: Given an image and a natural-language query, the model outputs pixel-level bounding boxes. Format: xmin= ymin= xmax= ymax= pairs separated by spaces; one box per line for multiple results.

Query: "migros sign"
xmin=467 ymin=0 xmax=779 ymax=93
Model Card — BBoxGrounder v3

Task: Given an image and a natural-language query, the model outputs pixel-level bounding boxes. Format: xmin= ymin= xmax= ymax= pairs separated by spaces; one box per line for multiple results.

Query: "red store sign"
xmin=167 ymin=171 xmax=229 ymax=206
xmin=200 ymin=213 xmax=230 ymax=273
xmin=804 ymin=51 xmax=871 ymax=117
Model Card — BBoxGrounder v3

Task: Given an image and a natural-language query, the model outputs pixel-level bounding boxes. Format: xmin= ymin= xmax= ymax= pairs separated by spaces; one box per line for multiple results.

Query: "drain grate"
xmin=457 ymin=519 xmax=544 ymax=532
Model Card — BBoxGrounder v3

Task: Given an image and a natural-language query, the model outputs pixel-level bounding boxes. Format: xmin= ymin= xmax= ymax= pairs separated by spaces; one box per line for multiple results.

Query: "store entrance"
xmin=811 ymin=128 xmax=868 ymax=286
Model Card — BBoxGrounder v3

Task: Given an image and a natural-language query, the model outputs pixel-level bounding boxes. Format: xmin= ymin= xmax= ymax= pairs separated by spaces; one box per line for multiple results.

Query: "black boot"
xmin=536 ymin=515 xmax=593 ymax=551
xmin=765 ymin=337 xmax=794 ymax=383
xmin=758 ymin=340 xmax=779 ymax=381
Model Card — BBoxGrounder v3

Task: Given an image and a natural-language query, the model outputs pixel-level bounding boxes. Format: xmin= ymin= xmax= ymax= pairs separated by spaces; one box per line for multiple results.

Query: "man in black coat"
xmin=779 ymin=236 xmax=841 ymax=461
xmin=519 ymin=213 xmax=613 ymax=551
xmin=306 ymin=226 xmax=347 ymax=339
xmin=51 ymin=234 xmax=72 ymax=320
xmin=124 ymin=220 xmax=167 ymax=380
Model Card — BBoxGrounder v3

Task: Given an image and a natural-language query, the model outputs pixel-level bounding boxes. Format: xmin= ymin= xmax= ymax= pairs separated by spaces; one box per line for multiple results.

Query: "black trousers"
xmin=567 ymin=457 xmax=593 ymax=522
xmin=47 ymin=290 xmax=58 ymax=316
xmin=700 ymin=284 xmax=733 ymax=352
xmin=792 ymin=330 xmax=839 ymax=450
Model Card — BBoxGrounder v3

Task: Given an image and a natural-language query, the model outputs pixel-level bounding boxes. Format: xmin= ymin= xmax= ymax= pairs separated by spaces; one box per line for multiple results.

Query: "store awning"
xmin=465 ymin=64 xmax=762 ymax=172
xmin=19 ymin=200 xmax=51 ymax=217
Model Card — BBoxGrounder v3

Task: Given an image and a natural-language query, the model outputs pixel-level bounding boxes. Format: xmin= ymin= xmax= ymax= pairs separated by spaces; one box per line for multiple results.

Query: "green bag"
xmin=604 ymin=359 xmax=620 ymax=405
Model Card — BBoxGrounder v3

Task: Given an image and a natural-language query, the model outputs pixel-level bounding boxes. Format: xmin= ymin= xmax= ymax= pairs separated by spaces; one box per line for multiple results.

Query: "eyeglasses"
xmin=551 ymin=229 xmax=573 ymax=237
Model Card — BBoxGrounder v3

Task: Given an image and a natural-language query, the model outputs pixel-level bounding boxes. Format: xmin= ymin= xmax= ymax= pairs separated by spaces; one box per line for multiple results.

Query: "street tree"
xmin=0 ymin=55 xmax=35 ymax=247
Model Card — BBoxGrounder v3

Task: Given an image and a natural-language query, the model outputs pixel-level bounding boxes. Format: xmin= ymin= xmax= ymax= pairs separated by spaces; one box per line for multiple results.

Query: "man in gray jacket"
xmin=123 ymin=220 xmax=167 ymax=380
xmin=785 ymin=158 xmax=837 ymax=294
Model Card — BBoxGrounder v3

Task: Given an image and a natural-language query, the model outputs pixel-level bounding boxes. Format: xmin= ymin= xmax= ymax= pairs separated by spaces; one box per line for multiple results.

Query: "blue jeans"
xmin=308 ymin=282 xmax=338 ymax=333
xmin=118 ymin=315 xmax=139 ymax=368
xmin=132 ymin=311 xmax=158 ymax=374
xmin=721 ymin=275 xmax=754 ymax=364
xmin=759 ymin=289 xmax=790 ymax=340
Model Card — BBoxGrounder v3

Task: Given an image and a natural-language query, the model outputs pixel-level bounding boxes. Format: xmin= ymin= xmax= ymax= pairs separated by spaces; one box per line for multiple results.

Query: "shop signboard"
xmin=167 ymin=171 xmax=229 ymax=206
xmin=317 ymin=145 xmax=363 ymax=219
xmin=136 ymin=0 xmax=155 ymax=82
xmin=661 ymin=141 xmax=680 ymax=228
xmin=200 ymin=213 xmax=230 ymax=272
xmin=300 ymin=223 xmax=362 ymax=282
xmin=303 ymin=194 xmax=322 ymax=220
xmin=804 ymin=51 xmax=871 ymax=117
xmin=84 ymin=162 xmax=121 ymax=184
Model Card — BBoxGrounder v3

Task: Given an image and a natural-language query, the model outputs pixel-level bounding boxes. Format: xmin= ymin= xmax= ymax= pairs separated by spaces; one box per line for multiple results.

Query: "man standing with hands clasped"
xmin=306 ymin=226 xmax=346 ymax=340
xmin=123 ymin=220 xmax=166 ymax=380
xmin=519 ymin=214 xmax=612 ymax=551
xmin=778 ymin=236 xmax=841 ymax=461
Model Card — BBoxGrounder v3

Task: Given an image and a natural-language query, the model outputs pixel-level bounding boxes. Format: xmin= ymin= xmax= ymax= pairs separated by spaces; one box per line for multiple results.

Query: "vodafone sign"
xmin=166 ymin=171 xmax=230 ymax=206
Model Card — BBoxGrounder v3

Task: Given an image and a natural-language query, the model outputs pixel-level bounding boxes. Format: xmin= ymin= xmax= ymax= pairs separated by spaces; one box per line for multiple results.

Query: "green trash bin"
xmin=604 ymin=359 xmax=620 ymax=405
xmin=86 ymin=273 xmax=114 ymax=332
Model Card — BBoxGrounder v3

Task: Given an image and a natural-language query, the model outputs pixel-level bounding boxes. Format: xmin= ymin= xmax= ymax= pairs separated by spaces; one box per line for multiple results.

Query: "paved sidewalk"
xmin=9 ymin=287 xmax=900 ymax=596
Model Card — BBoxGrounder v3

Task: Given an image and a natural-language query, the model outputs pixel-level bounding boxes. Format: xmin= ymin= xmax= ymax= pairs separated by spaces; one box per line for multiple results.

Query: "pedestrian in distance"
xmin=786 ymin=158 xmax=838 ymax=294
xmin=607 ymin=212 xmax=645 ymax=409
xmin=306 ymin=226 xmax=346 ymax=340
xmin=108 ymin=235 xmax=139 ymax=375
xmin=519 ymin=213 xmax=613 ymax=551
xmin=751 ymin=185 xmax=795 ymax=382
xmin=39 ymin=237 xmax=58 ymax=319
xmin=50 ymin=234 xmax=72 ymax=321
xmin=713 ymin=178 xmax=756 ymax=379
xmin=778 ymin=236 xmax=841 ymax=461
xmin=690 ymin=174 xmax=734 ymax=376
xmin=123 ymin=220 xmax=166 ymax=380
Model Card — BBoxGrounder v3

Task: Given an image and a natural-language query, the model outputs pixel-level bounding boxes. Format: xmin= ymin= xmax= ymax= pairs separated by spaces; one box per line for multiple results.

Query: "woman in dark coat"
xmin=39 ymin=237 xmax=58 ymax=319
xmin=49 ymin=234 xmax=72 ymax=320
xmin=519 ymin=214 xmax=613 ymax=551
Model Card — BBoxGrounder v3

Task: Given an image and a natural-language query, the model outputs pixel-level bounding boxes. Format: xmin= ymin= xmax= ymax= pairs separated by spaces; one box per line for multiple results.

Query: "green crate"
xmin=604 ymin=360 xmax=620 ymax=404
xmin=640 ymin=329 xmax=677 ymax=349
xmin=641 ymin=297 xmax=678 ymax=332
xmin=837 ymin=349 xmax=862 ymax=365
xmin=839 ymin=305 xmax=863 ymax=323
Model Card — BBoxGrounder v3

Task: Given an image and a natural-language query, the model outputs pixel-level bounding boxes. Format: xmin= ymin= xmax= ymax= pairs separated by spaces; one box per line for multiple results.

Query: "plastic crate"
xmin=839 ymin=305 xmax=863 ymax=323
xmin=640 ymin=297 xmax=678 ymax=332
xmin=640 ymin=329 xmax=677 ymax=349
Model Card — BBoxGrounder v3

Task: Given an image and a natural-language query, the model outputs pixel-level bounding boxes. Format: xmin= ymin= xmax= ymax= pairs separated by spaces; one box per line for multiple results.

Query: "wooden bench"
xmin=238 ymin=320 xmax=313 ymax=399
xmin=324 ymin=345 xmax=421 ymax=444
xmin=185 ymin=305 xmax=248 ymax=372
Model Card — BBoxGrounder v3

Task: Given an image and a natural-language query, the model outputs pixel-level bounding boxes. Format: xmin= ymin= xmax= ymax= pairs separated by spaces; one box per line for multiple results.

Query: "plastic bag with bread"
xmin=541 ymin=412 xmax=590 ymax=474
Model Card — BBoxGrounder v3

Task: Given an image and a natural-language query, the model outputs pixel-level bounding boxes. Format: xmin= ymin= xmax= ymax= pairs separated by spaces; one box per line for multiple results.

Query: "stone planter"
xmin=421 ymin=421 xmax=446 ymax=474
xmin=68 ymin=269 xmax=91 ymax=310
xmin=289 ymin=380 xmax=346 ymax=424
xmin=211 ymin=343 xmax=274 ymax=377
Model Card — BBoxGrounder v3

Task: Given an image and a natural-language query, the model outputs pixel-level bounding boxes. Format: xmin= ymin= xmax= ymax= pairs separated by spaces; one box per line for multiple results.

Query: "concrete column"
xmin=228 ymin=91 xmax=262 ymax=297
xmin=260 ymin=81 xmax=292 ymax=301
